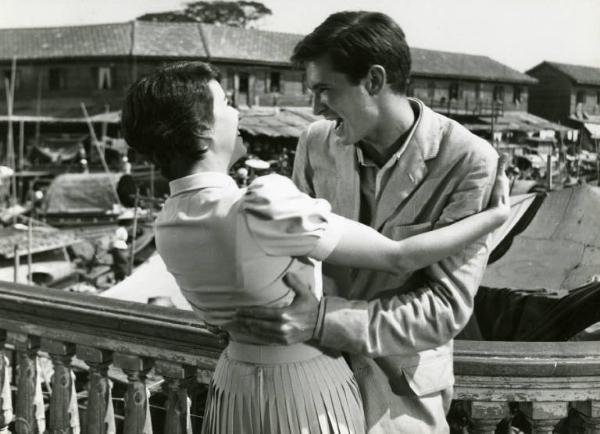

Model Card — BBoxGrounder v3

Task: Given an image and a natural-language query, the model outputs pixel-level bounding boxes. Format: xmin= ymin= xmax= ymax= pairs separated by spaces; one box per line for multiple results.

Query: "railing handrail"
xmin=0 ymin=280 xmax=224 ymax=368
xmin=455 ymin=340 xmax=600 ymax=377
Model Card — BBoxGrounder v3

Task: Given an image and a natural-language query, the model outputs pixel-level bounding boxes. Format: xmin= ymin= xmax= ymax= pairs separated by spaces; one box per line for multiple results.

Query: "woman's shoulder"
xmin=241 ymin=174 xmax=307 ymax=218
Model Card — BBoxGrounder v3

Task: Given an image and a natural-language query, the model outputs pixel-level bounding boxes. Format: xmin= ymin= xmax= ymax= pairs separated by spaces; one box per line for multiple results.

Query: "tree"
xmin=137 ymin=1 xmax=272 ymax=28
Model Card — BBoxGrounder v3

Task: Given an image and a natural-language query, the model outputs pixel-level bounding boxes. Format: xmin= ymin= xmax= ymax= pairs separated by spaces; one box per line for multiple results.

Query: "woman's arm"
xmin=325 ymin=156 xmax=510 ymax=275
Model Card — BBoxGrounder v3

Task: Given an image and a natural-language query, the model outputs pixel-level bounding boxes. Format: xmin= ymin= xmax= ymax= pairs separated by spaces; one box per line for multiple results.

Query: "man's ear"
xmin=365 ymin=65 xmax=386 ymax=95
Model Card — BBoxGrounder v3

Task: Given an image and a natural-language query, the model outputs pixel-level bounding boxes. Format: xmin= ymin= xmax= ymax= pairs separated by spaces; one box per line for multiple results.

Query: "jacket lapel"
xmin=333 ymin=141 xmax=361 ymax=220
xmin=373 ymin=100 xmax=442 ymax=230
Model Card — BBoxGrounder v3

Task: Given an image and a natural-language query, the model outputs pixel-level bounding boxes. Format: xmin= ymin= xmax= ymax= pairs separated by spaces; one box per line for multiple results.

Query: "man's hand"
xmin=229 ymin=272 xmax=319 ymax=345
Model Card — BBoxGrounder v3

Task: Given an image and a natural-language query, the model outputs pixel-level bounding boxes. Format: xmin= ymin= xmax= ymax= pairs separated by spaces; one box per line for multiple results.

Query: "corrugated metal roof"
xmin=0 ymin=22 xmax=535 ymax=83
xmin=530 ymin=61 xmax=600 ymax=86
xmin=133 ymin=21 xmax=208 ymax=57
xmin=0 ymin=23 xmax=132 ymax=60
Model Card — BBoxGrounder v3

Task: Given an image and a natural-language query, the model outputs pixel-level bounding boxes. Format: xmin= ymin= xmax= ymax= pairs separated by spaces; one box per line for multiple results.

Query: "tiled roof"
xmin=0 ymin=23 xmax=131 ymax=60
xmin=133 ymin=21 xmax=208 ymax=57
xmin=200 ymin=24 xmax=300 ymax=65
xmin=529 ymin=61 xmax=600 ymax=86
xmin=239 ymin=107 xmax=318 ymax=138
xmin=411 ymin=48 xmax=536 ymax=84
xmin=0 ymin=22 xmax=535 ymax=83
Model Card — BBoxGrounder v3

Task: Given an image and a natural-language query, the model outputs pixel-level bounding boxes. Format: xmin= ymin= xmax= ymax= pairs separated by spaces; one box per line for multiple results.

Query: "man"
xmin=233 ymin=11 xmax=498 ymax=433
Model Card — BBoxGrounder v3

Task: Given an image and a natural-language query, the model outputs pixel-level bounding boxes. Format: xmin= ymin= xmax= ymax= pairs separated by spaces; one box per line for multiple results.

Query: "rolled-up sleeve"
xmin=242 ymin=174 xmax=344 ymax=261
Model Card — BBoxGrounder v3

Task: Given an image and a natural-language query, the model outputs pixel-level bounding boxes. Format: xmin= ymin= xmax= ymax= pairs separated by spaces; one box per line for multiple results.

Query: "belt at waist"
xmin=227 ymin=340 xmax=325 ymax=364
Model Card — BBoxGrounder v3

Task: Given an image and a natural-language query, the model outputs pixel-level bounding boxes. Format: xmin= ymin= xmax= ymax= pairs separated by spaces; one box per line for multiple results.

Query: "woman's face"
xmin=208 ymin=80 xmax=246 ymax=166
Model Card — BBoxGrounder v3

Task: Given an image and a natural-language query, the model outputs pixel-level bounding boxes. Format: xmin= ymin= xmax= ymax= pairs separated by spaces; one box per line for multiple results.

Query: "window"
xmin=427 ymin=81 xmax=435 ymax=99
xmin=301 ymin=72 xmax=307 ymax=94
xmin=513 ymin=86 xmax=522 ymax=104
xmin=493 ymin=85 xmax=504 ymax=102
xmin=226 ymin=70 xmax=235 ymax=91
xmin=238 ymin=73 xmax=249 ymax=93
xmin=269 ymin=71 xmax=281 ymax=93
xmin=597 ymin=91 xmax=600 ymax=105
xmin=48 ymin=68 xmax=67 ymax=90
xmin=96 ymin=66 xmax=113 ymax=90
xmin=576 ymin=90 xmax=586 ymax=104
xmin=449 ymin=82 xmax=459 ymax=100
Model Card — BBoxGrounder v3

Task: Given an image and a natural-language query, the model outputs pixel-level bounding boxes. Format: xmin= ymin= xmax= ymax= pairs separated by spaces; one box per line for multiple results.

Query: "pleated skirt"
xmin=201 ymin=341 xmax=366 ymax=434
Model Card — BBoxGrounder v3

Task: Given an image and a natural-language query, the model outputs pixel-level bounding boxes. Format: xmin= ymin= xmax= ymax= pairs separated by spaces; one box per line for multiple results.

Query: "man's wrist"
xmin=311 ymin=297 xmax=327 ymax=342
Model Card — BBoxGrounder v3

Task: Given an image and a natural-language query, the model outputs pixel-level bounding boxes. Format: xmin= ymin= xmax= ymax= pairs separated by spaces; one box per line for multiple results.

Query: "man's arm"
xmin=317 ymin=151 xmax=498 ymax=357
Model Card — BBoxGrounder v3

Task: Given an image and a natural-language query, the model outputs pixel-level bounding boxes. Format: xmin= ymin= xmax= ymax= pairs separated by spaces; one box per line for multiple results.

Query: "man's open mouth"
xmin=334 ymin=118 xmax=344 ymax=132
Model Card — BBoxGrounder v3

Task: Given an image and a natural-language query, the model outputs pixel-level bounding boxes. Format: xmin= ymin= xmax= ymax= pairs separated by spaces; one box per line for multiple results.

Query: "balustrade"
xmin=0 ymin=281 xmax=598 ymax=433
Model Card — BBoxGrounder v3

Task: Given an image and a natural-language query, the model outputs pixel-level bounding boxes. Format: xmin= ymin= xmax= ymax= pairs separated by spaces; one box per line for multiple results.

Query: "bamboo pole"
xmin=80 ymin=102 xmax=120 ymax=203
xmin=547 ymin=154 xmax=553 ymax=191
xmin=13 ymin=244 xmax=19 ymax=283
xmin=128 ymin=188 xmax=140 ymax=276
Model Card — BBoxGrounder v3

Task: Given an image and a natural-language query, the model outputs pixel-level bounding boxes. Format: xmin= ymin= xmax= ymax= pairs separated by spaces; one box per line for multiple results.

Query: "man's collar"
xmin=168 ymin=172 xmax=237 ymax=197
xmin=355 ymin=97 xmax=423 ymax=168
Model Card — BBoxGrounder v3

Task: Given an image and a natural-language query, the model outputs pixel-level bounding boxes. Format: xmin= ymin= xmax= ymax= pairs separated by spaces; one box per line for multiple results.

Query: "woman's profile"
xmin=121 ymin=61 xmax=509 ymax=434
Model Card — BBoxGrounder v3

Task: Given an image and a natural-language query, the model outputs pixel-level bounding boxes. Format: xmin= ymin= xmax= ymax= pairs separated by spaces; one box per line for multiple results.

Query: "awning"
xmin=584 ymin=123 xmax=600 ymax=140
xmin=100 ymin=253 xmax=192 ymax=310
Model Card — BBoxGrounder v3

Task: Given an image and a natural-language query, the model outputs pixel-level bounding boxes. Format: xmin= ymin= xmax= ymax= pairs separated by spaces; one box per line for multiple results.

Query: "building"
xmin=527 ymin=61 xmax=600 ymax=124
xmin=409 ymin=48 xmax=536 ymax=116
xmin=0 ymin=22 xmax=541 ymax=117
xmin=0 ymin=21 xmax=306 ymax=118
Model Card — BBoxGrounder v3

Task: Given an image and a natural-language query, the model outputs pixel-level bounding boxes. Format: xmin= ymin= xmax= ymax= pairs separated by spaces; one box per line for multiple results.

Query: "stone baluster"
xmin=155 ymin=361 xmax=194 ymax=434
xmin=113 ymin=354 xmax=153 ymax=434
xmin=466 ymin=400 xmax=509 ymax=434
xmin=41 ymin=339 xmax=79 ymax=434
xmin=521 ymin=401 xmax=568 ymax=434
xmin=572 ymin=401 xmax=600 ymax=434
xmin=187 ymin=369 xmax=212 ymax=433
xmin=0 ymin=331 xmax=13 ymax=434
xmin=76 ymin=346 xmax=113 ymax=434
xmin=8 ymin=332 xmax=45 ymax=434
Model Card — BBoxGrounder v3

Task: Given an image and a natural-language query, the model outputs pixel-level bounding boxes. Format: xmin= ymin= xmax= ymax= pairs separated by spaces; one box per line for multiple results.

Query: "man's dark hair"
xmin=291 ymin=11 xmax=411 ymax=93
xmin=121 ymin=61 xmax=219 ymax=179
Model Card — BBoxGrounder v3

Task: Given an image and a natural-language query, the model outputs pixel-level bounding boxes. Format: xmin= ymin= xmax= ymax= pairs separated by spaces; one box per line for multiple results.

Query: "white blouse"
xmin=155 ymin=172 xmax=343 ymax=333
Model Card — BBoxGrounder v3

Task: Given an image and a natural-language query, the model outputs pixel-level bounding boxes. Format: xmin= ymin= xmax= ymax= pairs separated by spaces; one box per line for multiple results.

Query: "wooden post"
xmin=41 ymin=339 xmax=79 ymax=434
xmin=76 ymin=346 xmax=113 ymax=434
xmin=128 ymin=188 xmax=140 ymax=276
xmin=150 ymin=164 xmax=155 ymax=199
xmin=35 ymin=72 xmax=42 ymax=148
xmin=0 ymin=331 xmax=13 ymax=434
xmin=113 ymin=354 xmax=153 ymax=434
xmin=18 ymin=120 xmax=24 ymax=172
xmin=8 ymin=332 xmax=45 ymax=434
xmin=155 ymin=361 xmax=194 ymax=434
xmin=13 ymin=244 xmax=19 ymax=283
xmin=547 ymin=154 xmax=553 ymax=190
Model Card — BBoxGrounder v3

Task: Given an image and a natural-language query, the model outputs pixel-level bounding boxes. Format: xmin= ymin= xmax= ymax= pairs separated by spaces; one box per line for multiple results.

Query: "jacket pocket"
xmin=401 ymin=354 xmax=454 ymax=396
xmin=391 ymin=221 xmax=432 ymax=240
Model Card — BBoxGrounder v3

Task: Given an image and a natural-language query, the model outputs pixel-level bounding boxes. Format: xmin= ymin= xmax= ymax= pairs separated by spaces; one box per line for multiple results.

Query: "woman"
xmin=121 ymin=61 xmax=509 ymax=434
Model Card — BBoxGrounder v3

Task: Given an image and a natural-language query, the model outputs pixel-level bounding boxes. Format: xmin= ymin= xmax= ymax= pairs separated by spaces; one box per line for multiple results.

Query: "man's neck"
xmin=360 ymin=97 xmax=415 ymax=166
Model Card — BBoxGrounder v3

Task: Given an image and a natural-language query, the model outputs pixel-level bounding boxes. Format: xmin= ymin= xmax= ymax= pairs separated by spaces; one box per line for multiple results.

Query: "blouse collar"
xmin=168 ymin=172 xmax=238 ymax=197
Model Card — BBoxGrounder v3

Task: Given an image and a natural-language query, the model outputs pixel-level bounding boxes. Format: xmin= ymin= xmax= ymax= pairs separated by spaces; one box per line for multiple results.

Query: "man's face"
xmin=306 ymin=57 xmax=377 ymax=146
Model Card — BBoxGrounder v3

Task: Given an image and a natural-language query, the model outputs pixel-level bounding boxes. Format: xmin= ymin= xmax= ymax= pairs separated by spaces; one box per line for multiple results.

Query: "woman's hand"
xmin=489 ymin=153 xmax=511 ymax=222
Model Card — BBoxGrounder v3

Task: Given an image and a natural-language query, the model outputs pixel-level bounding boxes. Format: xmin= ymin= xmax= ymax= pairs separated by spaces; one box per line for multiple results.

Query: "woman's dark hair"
xmin=121 ymin=61 xmax=219 ymax=179
xmin=291 ymin=11 xmax=411 ymax=93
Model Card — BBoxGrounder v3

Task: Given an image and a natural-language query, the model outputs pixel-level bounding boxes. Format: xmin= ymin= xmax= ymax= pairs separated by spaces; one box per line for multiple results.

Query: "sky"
xmin=1 ymin=0 xmax=599 ymax=72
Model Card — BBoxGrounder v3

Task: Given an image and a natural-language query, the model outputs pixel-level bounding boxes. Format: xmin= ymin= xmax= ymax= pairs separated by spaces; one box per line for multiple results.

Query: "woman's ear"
xmin=365 ymin=65 xmax=386 ymax=95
